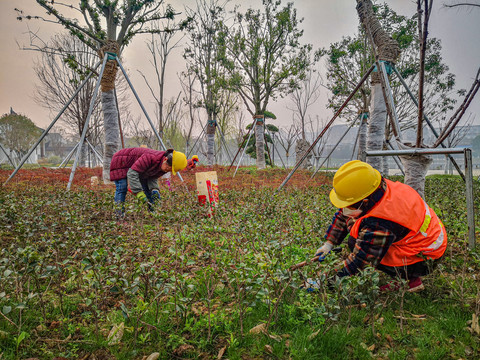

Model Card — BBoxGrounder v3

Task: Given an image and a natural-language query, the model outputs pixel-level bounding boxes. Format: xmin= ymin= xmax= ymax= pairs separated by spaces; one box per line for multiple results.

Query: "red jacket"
xmin=110 ymin=148 xmax=167 ymax=181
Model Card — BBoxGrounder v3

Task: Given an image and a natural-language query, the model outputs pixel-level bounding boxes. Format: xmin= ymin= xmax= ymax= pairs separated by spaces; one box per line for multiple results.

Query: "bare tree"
xmin=33 ymin=34 xmax=103 ymax=154
xmin=305 ymin=115 xmax=333 ymax=169
xmin=288 ymin=70 xmax=323 ymax=169
xmin=124 ymin=115 xmax=157 ymax=149
xmin=179 ymin=71 xmax=201 ymax=156
xmin=234 ymin=112 xmax=247 ymax=147
xmin=276 ymin=123 xmax=300 ymax=167
xmin=163 ymin=94 xmax=187 ymax=150
xmin=440 ymin=114 xmax=474 ymax=174
xmin=138 ymin=19 xmax=184 ymax=145
xmin=289 ymin=70 xmax=323 ymax=140
xmin=434 ymin=68 xmax=480 ymax=146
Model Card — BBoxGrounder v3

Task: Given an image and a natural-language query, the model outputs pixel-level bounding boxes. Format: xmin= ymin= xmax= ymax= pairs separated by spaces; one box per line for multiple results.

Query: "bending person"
xmin=110 ymin=147 xmax=194 ymax=218
xmin=316 ymin=160 xmax=447 ymax=292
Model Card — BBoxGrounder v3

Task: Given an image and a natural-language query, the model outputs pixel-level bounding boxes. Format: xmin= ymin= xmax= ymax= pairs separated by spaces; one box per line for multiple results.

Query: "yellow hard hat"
xmin=329 ymin=160 xmax=381 ymax=208
xmin=171 ymin=150 xmax=188 ymax=176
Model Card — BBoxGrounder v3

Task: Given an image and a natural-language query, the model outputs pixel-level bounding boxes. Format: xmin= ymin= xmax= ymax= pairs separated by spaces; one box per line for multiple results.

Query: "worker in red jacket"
xmin=315 ymin=160 xmax=447 ymax=292
xmin=110 ymin=147 xmax=197 ymax=217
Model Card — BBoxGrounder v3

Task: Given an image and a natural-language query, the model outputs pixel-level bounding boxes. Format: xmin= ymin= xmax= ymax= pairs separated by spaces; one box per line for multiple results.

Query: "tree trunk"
xmin=398 ymin=151 xmax=432 ymax=199
xmin=366 ymin=84 xmax=387 ymax=173
xmin=357 ymin=0 xmax=401 ymax=175
xmin=295 ymin=138 xmax=312 ymax=169
xmin=99 ymin=41 xmax=120 ymax=184
xmin=206 ymin=118 xmax=216 ymax=166
xmin=255 ymin=115 xmax=266 ymax=170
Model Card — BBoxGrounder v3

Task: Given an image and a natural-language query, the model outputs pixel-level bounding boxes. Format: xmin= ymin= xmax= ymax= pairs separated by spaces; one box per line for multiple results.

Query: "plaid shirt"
xmin=324 ymin=179 xmax=410 ymax=277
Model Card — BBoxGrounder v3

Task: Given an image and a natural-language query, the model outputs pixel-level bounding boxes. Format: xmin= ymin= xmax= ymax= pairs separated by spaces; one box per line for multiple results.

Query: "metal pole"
xmin=187 ymin=122 xmax=207 ymax=158
xmin=272 ymin=133 xmax=275 ymax=165
xmin=217 ymin=125 xmax=233 ymax=163
xmin=392 ymin=66 xmax=465 ymax=181
xmin=59 ymin=143 xmax=79 ymax=168
xmin=350 ymin=119 xmax=362 ymax=160
xmin=277 ymin=64 xmax=375 ymax=192
xmin=5 ymin=61 xmax=101 ymax=185
xmin=364 ymin=148 xmax=466 ymax=157
xmin=228 ymin=119 xmax=256 ymax=171
xmin=310 ymin=119 xmax=357 ymax=179
xmin=273 ymin=138 xmax=286 ymax=168
xmin=378 ymin=61 xmax=402 ymax=140
xmin=363 ymin=25 xmax=402 ymax=140
xmin=0 ymin=142 xmax=15 ymax=167
xmin=363 ymin=147 xmax=475 ymax=249
xmin=88 ymin=145 xmax=91 ymax=168
xmin=116 ymin=57 xmax=184 ymax=182
xmin=67 ymin=56 xmax=109 ymax=190
xmin=86 ymin=139 xmax=104 ymax=165
xmin=385 ymin=140 xmax=405 ymax=176
xmin=234 ymin=118 xmax=258 ymax=177
xmin=464 ymin=148 xmax=475 ymax=249
xmin=360 ymin=150 xmax=367 ymax=162
xmin=113 ymin=87 xmax=125 ymax=149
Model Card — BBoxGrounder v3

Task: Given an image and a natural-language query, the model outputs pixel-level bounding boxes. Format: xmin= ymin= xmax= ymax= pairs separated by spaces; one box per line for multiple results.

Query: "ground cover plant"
xmin=0 ymin=166 xmax=479 ymax=359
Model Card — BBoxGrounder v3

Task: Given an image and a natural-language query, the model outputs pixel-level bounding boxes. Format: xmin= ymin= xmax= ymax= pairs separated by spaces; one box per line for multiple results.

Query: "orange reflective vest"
xmin=350 ymin=179 xmax=447 ymax=267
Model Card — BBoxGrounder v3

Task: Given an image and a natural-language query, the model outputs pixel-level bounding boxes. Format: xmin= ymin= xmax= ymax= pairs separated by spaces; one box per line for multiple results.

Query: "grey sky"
xmin=0 ymin=0 xmax=479 ymax=133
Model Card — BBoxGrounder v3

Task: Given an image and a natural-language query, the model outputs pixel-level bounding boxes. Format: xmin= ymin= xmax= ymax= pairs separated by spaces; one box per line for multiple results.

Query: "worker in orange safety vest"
xmin=315 ymin=160 xmax=447 ymax=292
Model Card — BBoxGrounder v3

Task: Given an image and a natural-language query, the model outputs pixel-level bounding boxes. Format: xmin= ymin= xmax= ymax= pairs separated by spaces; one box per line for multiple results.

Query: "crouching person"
xmin=316 ymin=160 xmax=447 ymax=293
xmin=110 ymin=147 xmax=190 ymax=218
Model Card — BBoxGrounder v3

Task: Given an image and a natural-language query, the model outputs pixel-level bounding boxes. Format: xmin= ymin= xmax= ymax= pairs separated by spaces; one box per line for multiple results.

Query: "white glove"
xmin=315 ymin=241 xmax=334 ymax=260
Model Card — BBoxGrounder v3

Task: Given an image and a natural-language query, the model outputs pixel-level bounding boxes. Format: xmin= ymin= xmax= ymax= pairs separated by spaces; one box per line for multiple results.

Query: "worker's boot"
xmin=407 ymin=277 xmax=424 ymax=293
xmin=380 ymin=277 xmax=424 ymax=293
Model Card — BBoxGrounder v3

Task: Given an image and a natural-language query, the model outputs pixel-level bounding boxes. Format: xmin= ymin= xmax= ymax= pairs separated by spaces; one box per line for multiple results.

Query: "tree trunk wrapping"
xmin=206 ymin=121 xmax=216 ymax=166
xmin=356 ymin=0 xmax=400 ymax=84
xmin=397 ymin=150 xmax=432 ymax=199
xmin=98 ymin=41 xmax=120 ymax=184
xmin=367 ymin=84 xmax=387 ymax=172
xmin=295 ymin=138 xmax=312 ymax=169
xmin=102 ymin=90 xmax=120 ymax=183
xmin=255 ymin=119 xmax=266 ymax=170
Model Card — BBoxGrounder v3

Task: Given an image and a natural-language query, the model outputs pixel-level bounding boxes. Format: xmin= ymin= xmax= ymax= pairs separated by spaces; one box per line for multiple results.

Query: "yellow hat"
xmin=171 ymin=151 xmax=188 ymax=175
xmin=329 ymin=160 xmax=381 ymax=208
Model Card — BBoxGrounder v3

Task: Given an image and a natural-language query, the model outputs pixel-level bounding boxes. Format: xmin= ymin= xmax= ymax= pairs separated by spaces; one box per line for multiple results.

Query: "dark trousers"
xmin=376 ymin=258 xmax=441 ymax=280
xmin=114 ymin=178 xmax=158 ymax=217
xmin=347 ymin=236 xmax=441 ymax=280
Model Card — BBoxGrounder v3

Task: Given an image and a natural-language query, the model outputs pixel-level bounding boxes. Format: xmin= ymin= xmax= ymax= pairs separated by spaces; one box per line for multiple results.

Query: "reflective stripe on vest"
xmin=408 ymin=199 xmax=444 ymax=253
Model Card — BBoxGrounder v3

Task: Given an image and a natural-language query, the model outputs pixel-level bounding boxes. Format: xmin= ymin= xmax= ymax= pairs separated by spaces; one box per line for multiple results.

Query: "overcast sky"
xmin=0 ymin=0 xmax=479 ymax=133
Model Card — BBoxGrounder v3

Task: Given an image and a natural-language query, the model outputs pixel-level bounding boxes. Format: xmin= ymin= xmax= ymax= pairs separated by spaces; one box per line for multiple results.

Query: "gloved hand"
xmin=151 ymin=189 xmax=160 ymax=201
xmin=315 ymin=241 xmax=334 ymax=262
xmin=187 ymin=155 xmax=199 ymax=170
xmin=136 ymin=191 xmax=147 ymax=202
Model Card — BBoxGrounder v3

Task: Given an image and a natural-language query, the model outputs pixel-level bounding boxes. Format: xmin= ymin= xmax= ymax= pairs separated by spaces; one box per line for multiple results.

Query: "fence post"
xmin=464 ymin=148 xmax=475 ymax=249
